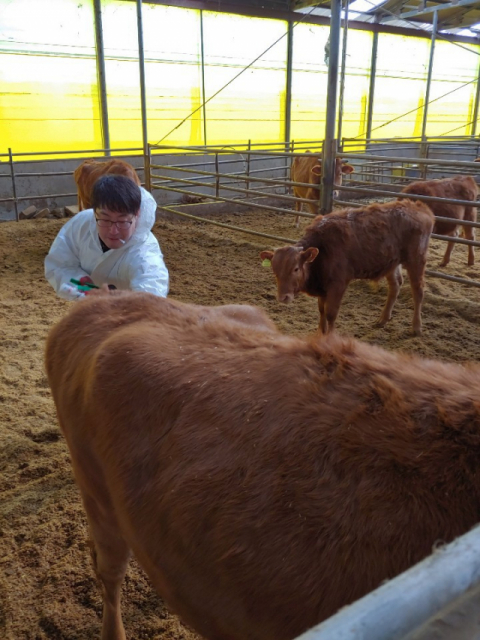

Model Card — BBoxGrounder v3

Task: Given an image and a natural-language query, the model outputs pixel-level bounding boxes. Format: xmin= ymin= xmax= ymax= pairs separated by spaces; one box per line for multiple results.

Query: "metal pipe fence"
xmin=3 ymin=138 xmax=480 ymax=292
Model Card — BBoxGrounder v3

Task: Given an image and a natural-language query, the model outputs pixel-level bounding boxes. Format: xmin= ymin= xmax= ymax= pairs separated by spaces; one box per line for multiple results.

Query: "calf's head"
xmin=260 ymin=246 xmax=319 ymax=303
xmin=310 ymin=158 xmax=355 ymax=197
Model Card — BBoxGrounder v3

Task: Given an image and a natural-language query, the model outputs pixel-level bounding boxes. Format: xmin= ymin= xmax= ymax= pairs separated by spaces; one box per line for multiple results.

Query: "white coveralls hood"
xmin=45 ymin=187 xmax=169 ymax=300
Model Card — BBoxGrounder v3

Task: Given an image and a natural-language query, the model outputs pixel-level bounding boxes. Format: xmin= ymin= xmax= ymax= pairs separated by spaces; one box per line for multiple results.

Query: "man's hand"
xmin=85 ymin=283 xmax=111 ymax=296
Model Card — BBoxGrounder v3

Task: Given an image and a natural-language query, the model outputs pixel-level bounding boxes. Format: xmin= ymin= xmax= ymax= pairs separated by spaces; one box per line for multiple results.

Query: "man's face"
xmin=95 ymin=207 xmax=139 ymax=250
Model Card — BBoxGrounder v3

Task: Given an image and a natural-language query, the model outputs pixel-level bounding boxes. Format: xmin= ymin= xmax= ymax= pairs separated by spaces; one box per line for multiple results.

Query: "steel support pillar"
xmin=421 ymin=10 xmax=438 ymax=141
xmin=285 ymin=19 xmax=294 ymax=146
xmin=136 ymin=0 xmax=150 ymax=190
xmin=337 ymin=0 xmax=349 ymax=142
xmin=321 ymin=0 xmax=342 ymax=213
xmin=94 ymin=0 xmax=110 ymax=154
xmin=200 ymin=11 xmax=208 ymax=146
xmin=365 ymin=24 xmax=378 ymax=141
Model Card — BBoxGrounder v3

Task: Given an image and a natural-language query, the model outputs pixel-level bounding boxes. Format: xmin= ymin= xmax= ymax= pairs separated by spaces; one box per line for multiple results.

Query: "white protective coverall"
xmin=45 ymin=187 xmax=169 ymax=301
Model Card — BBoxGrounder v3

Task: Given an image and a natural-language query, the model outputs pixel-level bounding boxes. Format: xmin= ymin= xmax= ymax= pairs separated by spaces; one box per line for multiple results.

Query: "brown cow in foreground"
xmin=261 ymin=200 xmax=434 ymax=336
xmin=74 ymin=159 xmax=141 ymax=211
xmin=400 ymin=175 xmax=478 ymax=266
xmin=46 ymin=291 xmax=480 ymax=640
xmin=290 ymin=152 xmax=354 ymax=226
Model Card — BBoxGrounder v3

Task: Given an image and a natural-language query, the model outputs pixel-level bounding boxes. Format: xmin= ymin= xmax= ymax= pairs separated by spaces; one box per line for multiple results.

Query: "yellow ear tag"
xmin=262 ymin=259 xmax=272 ymax=268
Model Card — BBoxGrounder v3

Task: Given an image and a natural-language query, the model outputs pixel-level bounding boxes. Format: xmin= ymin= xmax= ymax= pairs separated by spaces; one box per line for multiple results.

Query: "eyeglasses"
xmin=95 ymin=217 xmax=135 ymax=229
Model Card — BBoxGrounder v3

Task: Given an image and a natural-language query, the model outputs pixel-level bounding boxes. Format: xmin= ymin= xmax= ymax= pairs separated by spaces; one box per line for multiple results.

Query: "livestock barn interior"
xmin=2 ymin=0 xmax=480 ymax=638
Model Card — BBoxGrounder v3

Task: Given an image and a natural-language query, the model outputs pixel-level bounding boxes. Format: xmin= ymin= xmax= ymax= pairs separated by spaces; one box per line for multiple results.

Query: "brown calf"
xmin=74 ymin=159 xmax=142 ymax=211
xmin=290 ymin=152 xmax=354 ymax=226
xmin=400 ymin=175 xmax=478 ymax=266
xmin=261 ymin=200 xmax=434 ymax=335
xmin=46 ymin=292 xmax=480 ymax=640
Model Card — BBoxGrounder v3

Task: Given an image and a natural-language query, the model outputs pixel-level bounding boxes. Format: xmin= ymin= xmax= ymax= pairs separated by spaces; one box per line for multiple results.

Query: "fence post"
xmin=420 ymin=142 xmax=429 ymax=180
xmin=144 ymin=143 xmax=152 ymax=192
xmin=246 ymin=140 xmax=251 ymax=198
xmin=8 ymin=148 xmax=19 ymax=222
xmin=321 ymin=138 xmax=337 ymax=214
xmin=215 ymin=152 xmax=220 ymax=198
xmin=321 ymin=0 xmax=341 ymax=214
xmin=287 ymin=139 xmax=294 ymax=196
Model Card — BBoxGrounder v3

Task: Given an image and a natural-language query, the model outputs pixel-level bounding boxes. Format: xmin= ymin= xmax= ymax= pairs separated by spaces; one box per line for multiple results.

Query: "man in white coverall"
xmin=45 ymin=174 xmax=169 ymax=300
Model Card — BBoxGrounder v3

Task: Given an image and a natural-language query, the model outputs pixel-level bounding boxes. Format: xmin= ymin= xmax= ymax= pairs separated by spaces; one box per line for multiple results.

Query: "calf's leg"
xmin=317 ymin=297 xmax=327 ymax=334
xmin=321 ymin=285 xmax=346 ymax=333
xmin=294 ymin=201 xmax=302 ymax=228
xmin=405 ymin=263 xmax=426 ymax=337
xmin=439 ymin=230 xmax=457 ymax=267
xmin=376 ymin=266 xmax=402 ymax=328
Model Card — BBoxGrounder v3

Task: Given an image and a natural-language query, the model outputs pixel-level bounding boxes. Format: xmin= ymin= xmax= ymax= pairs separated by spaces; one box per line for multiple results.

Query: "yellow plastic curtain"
xmin=0 ymin=0 xmax=100 ymax=157
xmin=2 ymin=0 xmax=480 ymax=155
xmin=102 ymin=1 xmax=203 ymax=149
xmin=426 ymin=40 xmax=479 ymax=137
xmin=371 ymin=34 xmax=430 ymax=139
xmin=202 ymin=12 xmax=287 ymax=146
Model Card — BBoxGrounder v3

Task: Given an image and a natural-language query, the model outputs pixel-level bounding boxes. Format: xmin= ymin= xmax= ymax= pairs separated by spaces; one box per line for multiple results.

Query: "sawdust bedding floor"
xmin=1 ymin=204 xmax=479 ymax=639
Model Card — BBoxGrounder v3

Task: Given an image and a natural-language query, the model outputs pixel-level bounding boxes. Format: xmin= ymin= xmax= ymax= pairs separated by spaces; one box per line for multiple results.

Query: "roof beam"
xmin=380 ymin=0 xmax=480 ymax=22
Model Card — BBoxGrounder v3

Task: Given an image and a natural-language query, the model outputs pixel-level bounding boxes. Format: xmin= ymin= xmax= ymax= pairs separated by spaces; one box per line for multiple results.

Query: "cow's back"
xmin=73 ymin=159 xmax=141 ymax=210
xmin=401 ymin=176 xmax=477 ymax=234
xmin=46 ymin=292 xmax=480 ymax=640
xmin=305 ymin=200 xmax=434 ymax=281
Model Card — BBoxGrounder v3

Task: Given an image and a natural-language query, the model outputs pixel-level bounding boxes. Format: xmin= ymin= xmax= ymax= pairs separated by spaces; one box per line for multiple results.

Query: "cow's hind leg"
xmin=317 ymin=297 xmax=327 ymax=334
xmin=405 ymin=261 xmax=426 ymax=337
xmin=82 ymin=489 xmax=131 ymax=640
xmin=439 ymin=230 xmax=457 ymax=267
xmin=66 ymin=435 xmax=131 ymax=640
xmin=376 ymin=266 xmax=402 ymax=329
xmin=294 ymin=201 xmax=302 ymax=228
xmin=322 ymin=285 xmax=346 ymax=333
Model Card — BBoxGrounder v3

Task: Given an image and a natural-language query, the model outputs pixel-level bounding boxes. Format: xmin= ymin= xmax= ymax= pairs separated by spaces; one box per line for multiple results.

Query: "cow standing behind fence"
xmin=46 ymin=292 xmax=480 ymax=640
xmin=74 ymin=159 xmax=141 ymax=211
xmin=261 ymin=200 xmax=434 ymax=335
xmin=399 ymin=175 xmax=478 ymax=267
xmin=290 ymin=152 xmax=354 ymax=226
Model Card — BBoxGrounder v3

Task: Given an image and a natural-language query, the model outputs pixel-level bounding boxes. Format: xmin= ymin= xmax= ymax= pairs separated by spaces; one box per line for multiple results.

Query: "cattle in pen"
xmin=261 ymin=199 xmax=434 ymax=335
xmin=290 ymin=152 xmax=354 ymax=226
xmin=74 ymin=159 xmax=141 ymax=211
xmin=45 ymin=291 xmax=480 ymax=640
xmin=399 ymin=175 xmax=478 ymax=266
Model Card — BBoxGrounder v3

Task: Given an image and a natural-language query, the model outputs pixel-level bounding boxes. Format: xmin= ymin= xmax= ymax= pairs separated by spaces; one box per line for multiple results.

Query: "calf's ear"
xmin=301 ymin=247 xmax=319 ymax=263
xmin=311 ymin=165 xmax=322 ymax=177
xmin=260 ymin=250 xmax=274 ymax=261
xmin=342 ymin=163 xmax=355 ymax=174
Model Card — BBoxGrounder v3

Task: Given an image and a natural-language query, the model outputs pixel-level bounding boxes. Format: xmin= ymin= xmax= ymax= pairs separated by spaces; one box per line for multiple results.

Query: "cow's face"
xmin=260 ymin=246 xmax=319 ymax=303
xmin=310 ymin=159 xmax=354 ymax=198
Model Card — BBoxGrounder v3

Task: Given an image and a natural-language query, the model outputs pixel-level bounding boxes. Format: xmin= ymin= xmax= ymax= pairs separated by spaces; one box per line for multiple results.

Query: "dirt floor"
xmin=1 ymin=205 xmax=480 ymax=639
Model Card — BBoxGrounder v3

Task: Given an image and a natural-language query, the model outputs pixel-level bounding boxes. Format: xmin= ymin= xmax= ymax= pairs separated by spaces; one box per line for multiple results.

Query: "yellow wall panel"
xmin=426 ymin=40 xmax=479 ymax=137
xmin=0 ymin=0 xmax=101 ymax=157
xmin=102 ymin=1 xmax=203 ymax=148
xmin=202 ymin=12 xmax=287 ymax=146
xmin=290 ymin=23 xmax=329 ymax=143
xmin=371 ymin=34 xmax=430 ymax=138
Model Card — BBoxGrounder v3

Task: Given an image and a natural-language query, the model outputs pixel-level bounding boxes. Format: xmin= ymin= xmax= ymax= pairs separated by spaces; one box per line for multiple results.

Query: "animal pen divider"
xmin=0 ymin=146 xmax=146 ymax=222
xmin=336 ymin=139 xmax=480 ymax=290
xmin=150 ymin=138 xmax=480 ymax=291
xmin=149 ymin=140 xmax=322 ymax=245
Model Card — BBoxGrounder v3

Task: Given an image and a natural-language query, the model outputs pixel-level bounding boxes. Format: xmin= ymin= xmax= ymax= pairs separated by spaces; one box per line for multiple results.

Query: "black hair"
xmin=91 ymin=175 xmax=141 ymax=215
